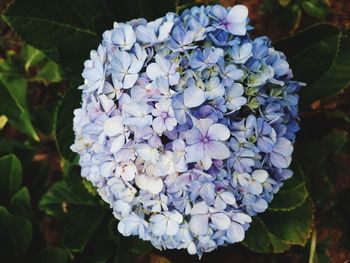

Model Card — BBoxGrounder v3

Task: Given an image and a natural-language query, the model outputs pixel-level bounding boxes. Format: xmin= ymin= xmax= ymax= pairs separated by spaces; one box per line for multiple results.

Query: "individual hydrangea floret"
xmin=72 ymin=4 xmax=302 ymax=257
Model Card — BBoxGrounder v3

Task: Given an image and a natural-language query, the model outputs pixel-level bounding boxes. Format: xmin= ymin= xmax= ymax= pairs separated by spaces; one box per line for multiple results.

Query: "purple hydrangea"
xmin=72 ymin=4 xmax=302 ymax=257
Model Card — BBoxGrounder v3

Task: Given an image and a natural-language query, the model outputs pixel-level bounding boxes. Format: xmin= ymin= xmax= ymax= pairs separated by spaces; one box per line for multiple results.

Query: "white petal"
xmin=252 ymin=170 xmax=268 ymax=183
xmin=100 ymin=161 xmax=115 ymax=177
xmin=158 ymin=21 xmax=174 ymax=42
xmin=104 ymin=116 xmax=124 ymax=137
xmin=146 ymin=63 xmax=163 ymax=80
xmin=205 ymin=141 xmax=230 ymax=160
xmin=166 ymin=220 xmax=179 ymax=236
xmin=189 ymin=214 xmax=209 ymax=236
xmin=220 ymin=191 xmax=236 ymax=205
xmin=190 ymin=201 xmax=209 ymax=215
xmin=187 ymin=242 xmax=197 ymax=255
xmin=185 ymin=143 xmax=204 ymax=163
xmin=211 ymin=213 xmax=231 ymax=230
xmin=152 ymin=219 xmax=167 ymax=236
xmin=183 ymin=86 xmax=205 ymax=108
xmin=207 ymin=123 xmax=230 ymax=141
xmin=227 ymin=222 xmax=245 ymax=242
xmin=228 ymin=24 xmax=247 ymax=36
xmin=110 ymin=135 xmax=125 ymax=153
xmin=135 ymin=174 xmax=163 ymax=194
xmin=227 ymin=5 xmax=248 ymax=24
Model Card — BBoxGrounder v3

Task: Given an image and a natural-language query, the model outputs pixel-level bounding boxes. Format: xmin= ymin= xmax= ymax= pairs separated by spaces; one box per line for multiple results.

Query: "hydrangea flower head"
xmin=72 ymin=4 xmax=302 ymax=257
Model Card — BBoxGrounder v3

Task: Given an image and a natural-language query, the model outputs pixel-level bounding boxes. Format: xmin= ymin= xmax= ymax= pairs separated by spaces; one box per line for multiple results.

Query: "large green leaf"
xmin=114 ymin=235 xmax=153 ymax=263
xmin=244 ymin=162 xmax=314 ymax=253
xmin=275 ymin=24 xmax=350 ymax=105
xmin=20 ymin=45 xmax=62 ymax=83
xmin=10 ymin=187 xmax=31 ymax=217
xmin=0 ymin=206 xmax=33 ymax=262
xmin=322 ymin=130 xmax=348 ymax=153
xmin=21 ymin=44 xmax=46 ymax=72
xmin=261 ymin=198 xmax=314 ymax=246
xmin=0 ymin=154 xmax=23 ymax=204
xmin=0 ymin=77 xmax=39 ymax=140
xmin=34 ymin=102 xmax=58 ymax=136
xmin=2 ymin=0 xmax=112 ymax=77
xmin=269 ymin=163 xmax=308 ymax=211
xmin=244 ymin=198 xmax=314 ymax=253
xmin=302 ymin=0 xmax=329 ymax=19
xmin=75 ymin=214 xmax=116 ymax=263
xmin=39 ymin=167 xmax=105 ymax=252
xmin=55 ymin=87 xmax=81 ymax=162
xmin=301 ymin=30 xmax=350 ymax=104
xmin=242 ymin=217 xmax=291 ymax=253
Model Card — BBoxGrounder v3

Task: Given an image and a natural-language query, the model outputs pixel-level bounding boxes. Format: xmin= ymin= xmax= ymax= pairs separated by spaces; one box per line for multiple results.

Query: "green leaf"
xmin=37 ymin=247 xmax=69 ymax=263
xmin=269 ymin=163 xmax=308 ymax=211
xmin=243 ymin=217 xmax=291 ymax=253
xmin=0 ymin=77 xmax=39 ymax=140
xmin=261 ymin=198 xmax=314 ymax=246
xmin=63 ymin=205 xmax=106 ymax=252
xmin=275 ymin=24 xmax=350 ymax=105
xmin=0 ymin=154 xmax=22 ymax=204
xmin=35 ymin=60 xmax=62 ymax=83
xmin=325 ymin=109 xmax=350 ymax=123
xmin=269 ymin=183 xmax=308 ymax=211
xmin=75 ymin=214 xmax=116 ymax=263
xmin=277 ymin=24 xmax=339 ymax=84
xmin=301 ymin=30 xmax=350 ymax=104
xmin=302 ymin=0 xmax=329 ymax=19
xmin=20 ymin=44 xmax=62 ymax=83
xmin=114 ymin=236 xmax=153 ymax=263
xmin=34 ymin=102 xmax=58 ymax=136
xmin=21 ymin=45 xmax=46 ymax=72
xmin=276 ymin=24 xmax=338 ymax=58
xmin=39 ymin=167 xmax=105 ymax=252
xmin=322 ymin=130 xmax=348 ymax=153
xmin=244 ymin=163 xmax=312 ymax=253
xmin=243 ymin=217 xmax=274 ymax=253
xmin=0 ymin=206 xmax=33 ymax=262
xmin=0 ymin=139 xmax=36 ymax=166
xmin=138 ymin=0 xmax=175 ymax=20
xmin=279 ymin=3 xmax=302 ymax=31
xmin=10 ymin=187 xmax=31 ymax=217
xmin=55 ymin=87 xmax=81 ymax=162
xmin=2 ymin=0 xmax=112 ymax=77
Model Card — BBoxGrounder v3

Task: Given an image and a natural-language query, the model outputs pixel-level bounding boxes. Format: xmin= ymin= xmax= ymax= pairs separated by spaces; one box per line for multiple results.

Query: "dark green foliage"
xmin=0 ymin=0 xmax=349 ymax=262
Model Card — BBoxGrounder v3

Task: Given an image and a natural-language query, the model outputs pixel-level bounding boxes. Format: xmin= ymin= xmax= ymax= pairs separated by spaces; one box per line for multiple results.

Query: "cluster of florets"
xmin=72 ymin=4 xmax=301 ymax=257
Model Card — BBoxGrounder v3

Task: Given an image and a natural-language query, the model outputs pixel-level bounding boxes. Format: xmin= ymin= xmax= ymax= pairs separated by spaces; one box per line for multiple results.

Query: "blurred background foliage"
xmin=0 ymin=0 xmax=350 ymax=262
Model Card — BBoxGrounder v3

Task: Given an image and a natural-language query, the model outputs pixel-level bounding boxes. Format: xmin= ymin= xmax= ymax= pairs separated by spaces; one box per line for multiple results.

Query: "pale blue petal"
xmin=186 ymin=143 xmax=204 ymax=163
xmin=183 ymin=86 xmax=206 ymax=108
xmin=189 ymin=214 xmax=209 ymax=236
xmin=211 ymin=213 xmax=231 ymax=230
xmin=205 ymin=141 xmax=230 ymax=160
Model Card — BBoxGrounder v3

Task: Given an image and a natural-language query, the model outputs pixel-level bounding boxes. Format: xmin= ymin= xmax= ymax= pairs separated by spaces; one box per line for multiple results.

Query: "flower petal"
xmin=205 ymin=141 xmax=230 ymax=160
xmin=186 ymin=143 xmax=204 ymax=163
xmin=227 ymin=222 xmax=245 ymax=242
xmin=227 ymin=5 xmax=248 ymax=25
xmin=189 ymin=214 xmax=209 ymax=236
xmin=252 ymin=169 xmax=268 ymax=182
xmin=135 ymin=174 xmax=163 ymax=194
xmin=211 ymin=213 xmax=231 ymax=230
xmin=183 ymin=86 xmax=206 ymax=108
xmin=207 ymin=123 xmax=230 ymax=141
xmin=104 ymin=116 xmax=124 ymax=137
